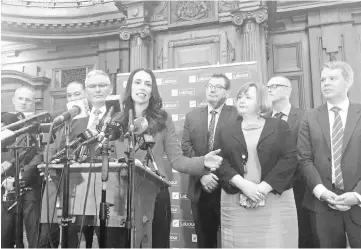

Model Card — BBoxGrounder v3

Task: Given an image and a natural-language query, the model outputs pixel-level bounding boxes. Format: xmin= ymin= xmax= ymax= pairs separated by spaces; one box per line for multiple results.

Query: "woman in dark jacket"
xmin=218 ymin=82 xmax=298 ymax=247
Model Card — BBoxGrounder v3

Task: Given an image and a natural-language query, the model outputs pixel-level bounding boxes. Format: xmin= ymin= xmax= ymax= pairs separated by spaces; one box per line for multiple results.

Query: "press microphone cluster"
xmin=50 ymin=129 xmax=97 ymax=161
xmin=52 ymin=99 xmax=90 ymax=126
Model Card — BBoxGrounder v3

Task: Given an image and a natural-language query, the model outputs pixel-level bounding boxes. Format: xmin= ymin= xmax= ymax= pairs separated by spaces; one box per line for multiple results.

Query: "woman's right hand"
xmin=239 ymin=179 xmax=264 ymax=203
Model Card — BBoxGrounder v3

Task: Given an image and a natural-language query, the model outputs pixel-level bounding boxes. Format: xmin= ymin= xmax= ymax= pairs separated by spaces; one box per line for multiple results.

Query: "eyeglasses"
xmin=205 ymin=84 xmax=226 ymax=91
xmin=267 ymin=84 xmax=289 ymax=90
xmin=86 ymin=83 xmax=111 ymax=89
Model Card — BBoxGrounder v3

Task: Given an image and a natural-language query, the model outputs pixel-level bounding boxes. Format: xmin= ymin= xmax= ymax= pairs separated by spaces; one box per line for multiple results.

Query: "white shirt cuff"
xmin=353 ymin=192 xmax=361 ymax=207
xmin=313 ymin=184 xmax=328 ymax=200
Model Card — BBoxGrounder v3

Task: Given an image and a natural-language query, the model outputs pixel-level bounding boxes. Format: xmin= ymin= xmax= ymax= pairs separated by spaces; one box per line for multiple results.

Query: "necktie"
xmin=331 ymin=106 xmax=344 ymax=190
xmin=207 ymin=110 xmax=218 ymax=152
xmin=274 ymin=112 xmax=285 ymax=119
xmin=89 ymin=109 xmax=102 ymax=133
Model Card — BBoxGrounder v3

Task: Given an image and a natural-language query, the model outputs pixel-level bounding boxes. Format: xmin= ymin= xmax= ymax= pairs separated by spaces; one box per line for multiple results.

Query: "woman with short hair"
xmin=218 ymin=82 xmax=298 ymax=247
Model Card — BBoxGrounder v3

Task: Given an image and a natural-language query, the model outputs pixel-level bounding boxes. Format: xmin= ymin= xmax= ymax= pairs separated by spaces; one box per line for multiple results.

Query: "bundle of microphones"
xmin=1 ymin=95 xmax=159 ymax=175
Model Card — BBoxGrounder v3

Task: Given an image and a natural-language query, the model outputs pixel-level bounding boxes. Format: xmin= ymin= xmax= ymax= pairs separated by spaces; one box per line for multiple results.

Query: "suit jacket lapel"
xmin=258 ymin=119 xmax=275 ymax=146
xmin=342 ymin=104 xmax=361 ymax=154
xmin=201 ymin=107 xmax=209 ymax=146
xmin=287 ymin=107 xmax=297 ymax=130
xmin=317 ymin=104 xmax=331 ymax=150
xmin=231 ymin=118 xmax=247 ymax=150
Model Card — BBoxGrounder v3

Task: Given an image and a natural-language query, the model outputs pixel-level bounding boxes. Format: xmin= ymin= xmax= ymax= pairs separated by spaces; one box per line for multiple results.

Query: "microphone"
xmin=128 ymin=109 xmax=134 ymax=133
xmin=52 ymin=106 xmax=80 ymax=126
xmin=1 ymin=122 xmax=40 ymax=147
xmin=97 ymin=95 xmax=122 ymax=142
xmin=50 ymin=129 xmax=96 ymax=160
xmin=1 ymin=112 xmax=51 ymax=132
xmin=138 ymin=134 xmax=161 ymax=175
xmin=52 ymin=99 xmax=90 ymax=126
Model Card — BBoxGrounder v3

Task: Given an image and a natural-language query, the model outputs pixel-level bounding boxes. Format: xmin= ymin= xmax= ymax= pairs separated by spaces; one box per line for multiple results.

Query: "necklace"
xmin=242 ymin=125 xmax=264 ymax=131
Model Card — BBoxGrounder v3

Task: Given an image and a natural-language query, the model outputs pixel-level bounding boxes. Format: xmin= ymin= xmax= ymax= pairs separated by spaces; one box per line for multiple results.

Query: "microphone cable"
xmin=77 ymin=154 xmax=94 ymax=248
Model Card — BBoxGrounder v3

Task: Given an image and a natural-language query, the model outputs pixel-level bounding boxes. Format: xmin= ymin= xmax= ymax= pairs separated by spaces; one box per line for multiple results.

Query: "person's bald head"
xmin=12 ymin=86 xmax=35 ymax=112
xmin=267 ymin=76 xmax=292 ymax=104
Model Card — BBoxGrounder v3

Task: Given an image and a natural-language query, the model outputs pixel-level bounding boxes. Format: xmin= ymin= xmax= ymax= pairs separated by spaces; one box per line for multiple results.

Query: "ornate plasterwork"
xmin=232 ymin=6 xmax=268 ymax=26
xmin=119 ymin=24 xmax=150 ymax=41
xmin=176 ymin=1 xmax=211 ymax=22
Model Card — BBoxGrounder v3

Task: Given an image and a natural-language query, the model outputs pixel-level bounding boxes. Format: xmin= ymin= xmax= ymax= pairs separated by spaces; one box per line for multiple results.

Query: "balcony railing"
xmin=1 ymin=0 xmax=115 ymax=8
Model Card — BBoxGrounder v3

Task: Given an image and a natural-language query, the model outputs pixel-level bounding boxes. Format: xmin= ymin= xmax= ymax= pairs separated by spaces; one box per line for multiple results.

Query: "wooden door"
xmin=267 ymin=31 xmax=313 ymax=109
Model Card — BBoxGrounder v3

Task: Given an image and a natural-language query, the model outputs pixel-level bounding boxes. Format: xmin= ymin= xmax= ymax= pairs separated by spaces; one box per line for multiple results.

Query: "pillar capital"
xmin=232 ymin=6 xmax=268 ymax=27
xmin=119 ymin=24 xmax=150 ymax=41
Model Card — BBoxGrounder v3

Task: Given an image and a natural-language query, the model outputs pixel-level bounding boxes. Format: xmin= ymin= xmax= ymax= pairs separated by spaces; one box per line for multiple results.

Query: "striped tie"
xmin=331 ymin=106 xmax=344 ymax=190
xmin=207 ymin=110 xmax=217 ymax=152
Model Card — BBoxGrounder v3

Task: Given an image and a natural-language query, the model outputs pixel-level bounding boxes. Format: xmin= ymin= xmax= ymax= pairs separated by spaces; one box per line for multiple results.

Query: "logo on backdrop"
xmin=171 ymin=88 xmax=196 ymax=96
xmin=189 ymin=75 xmax=212 ymax=83
xmin=169 ymin=180 xmax=179 ymax=186
xmin=172 ymin=219 xmax=195 ymax=228
xmin=170 ymin=233 xmax=180 ymax=241
xmin=233 ymin=71 xmax=251 ymax=79
xmin=171 ymin=114 xmax=186 ymax=122
xmin=180 ymin=220 xmax=196 ymax=228
xmin=157 ymin=77 xmax=179 ymax=85
xmin=191 ymin=234 xmax=197 ymax=243
xmin=172 ymin=192 xmax=180 ymax=200
xmin=163 ymin=101 xmax=180 ymax=110
xmin=180 ymin=192 xmax=188 ymax=200
xmin=189 ymin=100 xmax=207 ymax=108
xmin=171 ymin=205 xmax=180 ymax=213
xmin=172 ymin=219 xmax=180 ymax=227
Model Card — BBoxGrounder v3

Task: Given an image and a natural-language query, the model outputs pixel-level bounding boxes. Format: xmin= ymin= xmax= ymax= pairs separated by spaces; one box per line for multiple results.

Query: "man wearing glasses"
xmin=266 ymin=76 xmax=312 ymax=248
xmin=38 ymin=70 xmax=117 ymax=248
xmin=182 ymin=74 xmax=238 ymax=248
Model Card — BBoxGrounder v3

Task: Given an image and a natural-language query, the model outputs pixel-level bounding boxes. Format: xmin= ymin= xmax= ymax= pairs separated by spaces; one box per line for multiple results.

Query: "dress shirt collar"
xmin=207 ymin=103 xmax=225 ymax=114
xmin=272 ymin=102 xmax=291 ymax=117
xmin=327 ymin=98 xmax=349 ymax=113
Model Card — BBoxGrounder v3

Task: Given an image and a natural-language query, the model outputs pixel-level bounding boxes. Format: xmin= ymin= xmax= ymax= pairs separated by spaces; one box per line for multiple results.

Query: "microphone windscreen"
xmin=66 ymin=99 xmax=90 ymax=120
xmin=105 ymin=95 xmax=122 ymax=113
xmin=1 ymin=112 xmax=24 ymax=127
xmin=134 ymin=117 xmax=148 ymax=134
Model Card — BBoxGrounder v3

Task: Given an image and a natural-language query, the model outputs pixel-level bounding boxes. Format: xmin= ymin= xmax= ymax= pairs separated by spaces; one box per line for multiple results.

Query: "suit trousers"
xmin=1 ymin=199 xmax=41 ymax=248
xmin=309 ymin=187 xmax=361 ymax=248
xmin=38 ymin=223 xmax=95 ymax=248
xmin=152 ymin=185 xmax=171 ymax=248
xmin=191 ymin=187 xmax=221 ymax=248
xmin=293 ymin=178 xmax=314 ymax=248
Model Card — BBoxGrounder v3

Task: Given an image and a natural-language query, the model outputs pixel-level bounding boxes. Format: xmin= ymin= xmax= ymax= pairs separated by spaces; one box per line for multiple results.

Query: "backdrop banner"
xmin=117 ymin=61 xmax=259 ymax=248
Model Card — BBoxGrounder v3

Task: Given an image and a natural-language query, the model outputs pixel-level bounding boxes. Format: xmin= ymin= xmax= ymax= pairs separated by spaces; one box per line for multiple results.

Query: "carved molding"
xmin=218 ymin=0 xmax=236 ymax=12
xmin=232 ymin=6 xmax=268 ymax=27
xmin=153 ymin=1 xmax=168 ymax=21
xmin=157 ymin=47 xmax=163 ymax=69
xmin=176 ymin=1 xmax=211 ymax=22
xmin=119 ymin=24 xmax=150 ymax=41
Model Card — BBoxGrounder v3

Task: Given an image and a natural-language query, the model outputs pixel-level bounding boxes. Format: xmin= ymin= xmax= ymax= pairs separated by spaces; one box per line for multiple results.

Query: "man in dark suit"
xmin=1 ymin=86 xmax=43 ymax=248
xmin=267 ymin=76 xmax=313 ymax=247
xmin=298 ymin=61 xmax=361 ymax=248
xmin=181 ymin=74 xmax=238 ymax=248
xmin=37 ymin=80 xmax=96 ymax=248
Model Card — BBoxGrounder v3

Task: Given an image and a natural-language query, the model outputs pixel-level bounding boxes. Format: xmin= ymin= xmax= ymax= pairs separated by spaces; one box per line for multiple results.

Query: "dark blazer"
xmin=297 ymin=103 xmax=361 ymax=222
xmin=218 ymin=117 xmax=297 ymax=195
xmin=181 ymin=105 xmax=239 ymax=203
xmin=287 ymin=107 xmax=304 ymax=179
xmin=288 ymin=107 xmax=304 ymax=144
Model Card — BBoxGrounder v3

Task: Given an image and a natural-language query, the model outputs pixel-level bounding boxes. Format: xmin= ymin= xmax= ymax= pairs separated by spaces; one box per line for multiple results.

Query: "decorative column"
xmin=119 ymin=24 xmax=150 ymax=71
xmin=232 ymin=6 xmax=268 ymax=83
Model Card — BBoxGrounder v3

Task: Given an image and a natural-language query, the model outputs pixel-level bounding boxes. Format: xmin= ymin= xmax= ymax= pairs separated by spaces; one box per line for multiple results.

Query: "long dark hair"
xmin=121 ymin=68 xmax=168 ymax=135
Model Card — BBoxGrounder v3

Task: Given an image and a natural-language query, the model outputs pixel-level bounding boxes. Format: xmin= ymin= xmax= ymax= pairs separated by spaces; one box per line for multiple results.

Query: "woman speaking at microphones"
xmin=115 ymin=68 xmax=223 ymax=248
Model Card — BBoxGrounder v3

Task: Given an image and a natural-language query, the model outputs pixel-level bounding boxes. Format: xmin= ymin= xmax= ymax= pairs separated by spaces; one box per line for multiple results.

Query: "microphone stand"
xmin=125 ymin=127 xmax=136 ymax=248
xmin=14 ymin=146 xmax=24 ymax=248
xmin=99 ymin=138 xmax=113 ymax=248
xmin=60 ymin=121 xmax=72 ymax=248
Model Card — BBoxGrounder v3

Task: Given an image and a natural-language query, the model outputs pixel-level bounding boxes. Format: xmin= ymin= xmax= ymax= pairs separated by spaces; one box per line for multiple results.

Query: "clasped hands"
xmin=239 ymin=180 xmax=272 ymax=209
xmin=320 ymin=190 xmax=359 ymax=211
